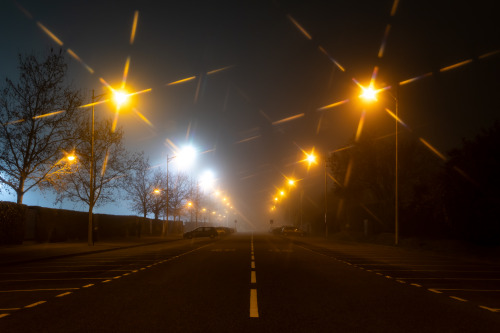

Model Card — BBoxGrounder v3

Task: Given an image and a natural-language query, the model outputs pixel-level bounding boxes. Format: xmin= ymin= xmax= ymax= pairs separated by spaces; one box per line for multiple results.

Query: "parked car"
xmin=183 ymin=227 xmax=219 ymax=239
xmin=276 ymin=226 xmax=307 ymax=236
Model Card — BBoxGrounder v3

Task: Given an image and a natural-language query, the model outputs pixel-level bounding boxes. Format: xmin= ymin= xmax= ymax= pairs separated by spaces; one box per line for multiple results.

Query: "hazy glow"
xmin=121 ymin=57 xmax=131 ymax=90
xmin=66 ymin=154 xmax=76 ymax=162
xmin=200 ymin=170 xmax=216 ymax=192
xmin=359 ymin=85 xmax=378 ymax=101
xmin=174 ymin=145 xmax=197 ymax=168
xmin=113 ymin=90 xmax=129 ymax=106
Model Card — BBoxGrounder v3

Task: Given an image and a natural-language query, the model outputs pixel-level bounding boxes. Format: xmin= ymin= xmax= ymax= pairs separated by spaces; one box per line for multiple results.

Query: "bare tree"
xmin=169 ymin=172 xmax=189 ymax=222
xmin=125 ymin=152 xmax=153 ymax=218
xmin=0 ymin=50 xmax=83 ymax=203
xmin=149 ymin=168 xmax=167 ymax=221
xmin=54 ymin=117 xmax=136 ymax=219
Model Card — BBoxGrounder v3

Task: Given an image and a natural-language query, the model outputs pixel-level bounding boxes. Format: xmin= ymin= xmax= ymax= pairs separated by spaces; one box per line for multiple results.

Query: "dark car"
xmin=183 ymin=227 xmax=218 ymax=239
xmin=278 ymin=226 xmax=307 ymax=236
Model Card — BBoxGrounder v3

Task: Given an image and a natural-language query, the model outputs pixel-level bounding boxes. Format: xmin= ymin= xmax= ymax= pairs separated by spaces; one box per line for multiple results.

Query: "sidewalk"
xmin=0 ymin=235 xmax=183 ymax=267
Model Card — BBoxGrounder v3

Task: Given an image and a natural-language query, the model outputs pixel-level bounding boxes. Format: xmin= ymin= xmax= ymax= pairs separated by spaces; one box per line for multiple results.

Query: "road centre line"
xmin=250 ymin=289 xmax=259 ymax=318
xmin=0 ymin=314 xmax=10 ymax=319
xmin=251 ymin=271 xmax=257 ymax=284
xmin=251 ymin=262 xmax=255 ymax=269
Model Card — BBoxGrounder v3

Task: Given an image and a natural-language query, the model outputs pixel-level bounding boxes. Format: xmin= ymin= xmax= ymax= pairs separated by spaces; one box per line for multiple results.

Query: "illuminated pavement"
xmin=1 ymin=234 xmax=500 ymax=332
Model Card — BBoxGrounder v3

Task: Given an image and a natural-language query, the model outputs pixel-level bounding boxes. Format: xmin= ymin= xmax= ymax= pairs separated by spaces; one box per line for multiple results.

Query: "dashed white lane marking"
xmin=0 ymin=313 xmax=10 ymax=319
xmin=479 ymin=306 xmax=500 ymax=313
xmin=82 ymin=284 xmax=94 ymax=288
xmin=428 ymin=289 xmax=442 ymax=294
xmin=251 ymin=271 xmax=257 ymax=284
xmin=251 ymin=262 xmax=255 ymax=269
xmin=410 ymin=283 xmax=422 ymax=288
xmin=250 ymin=289 xmax=259 ymax=318
xmin=0 ymin=308 xmax=21 ymax=311
xmin=24 ymin=301 xmax=46 ymax=308
xmin=449 ymin=296 xmax=468 ymax=302
xmin=56 ymin=292 xmax=72 ymax=297
xmin=102 ymin=280 xmax=112 ymax=283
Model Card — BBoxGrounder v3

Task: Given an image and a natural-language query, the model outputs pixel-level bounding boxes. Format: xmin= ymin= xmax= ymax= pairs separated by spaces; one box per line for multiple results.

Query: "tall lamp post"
xmin=87 ymin=88 xmax=129 ymax=246
xmin=359 ymin=83 xmax=399 ymax=245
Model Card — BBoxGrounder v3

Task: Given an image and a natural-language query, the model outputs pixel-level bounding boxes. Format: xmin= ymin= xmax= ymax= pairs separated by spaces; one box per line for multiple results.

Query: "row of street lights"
xmin=270 ymin=82 xmax=399 ymax=244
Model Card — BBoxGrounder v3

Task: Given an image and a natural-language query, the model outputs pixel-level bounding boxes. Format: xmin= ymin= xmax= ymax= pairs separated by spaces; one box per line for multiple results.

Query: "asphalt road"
xmin=1 ymin=234 xmax=500 ymax=332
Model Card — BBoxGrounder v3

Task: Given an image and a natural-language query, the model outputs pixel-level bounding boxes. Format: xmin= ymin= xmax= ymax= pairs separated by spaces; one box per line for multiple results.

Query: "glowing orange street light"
xmin=113 ymin=90 xmax=129 ymax=107
xmin=359 ymin=84 xmax=378 ymax=102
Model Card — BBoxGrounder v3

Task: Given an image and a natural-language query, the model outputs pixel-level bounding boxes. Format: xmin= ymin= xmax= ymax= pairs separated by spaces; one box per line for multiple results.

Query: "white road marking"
xmin=479 ymin=306 xmax=500 ymax=313
xmin=251 ymin=255 xmax=255 ymax=260
xmin=0 ymin=313 xmax=10 ymax=319
xmin=102 ymin=280 xmax=112 ymax=283
xmin=410 ymin=283 xmax=422 ymax=288
xmin=25 ymin=301 xmax=46 ymax=308
xmin=251 ymin=262 xmax=255 ymax=269
xmin=251 ymin=271 xmax=257 ymax=284
xmin=250 ymin=289 xmax=259 ymax=318
xmin=449 ymin=296 xmax=468 ymax=302
xmin=82 ymin=284 xmax=94 ymax=288
xmin=428 ymin=289 xmax=442 ymax=294
xmin=0 ymin=308 xmax=20 ymax=311
xmin=56 ymin=292 xmax=72 ymax=297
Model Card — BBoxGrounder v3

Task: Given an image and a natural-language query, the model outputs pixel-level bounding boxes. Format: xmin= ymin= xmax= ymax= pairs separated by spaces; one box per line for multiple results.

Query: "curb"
xmin=0 ymin=238 xmax=180 ymax=267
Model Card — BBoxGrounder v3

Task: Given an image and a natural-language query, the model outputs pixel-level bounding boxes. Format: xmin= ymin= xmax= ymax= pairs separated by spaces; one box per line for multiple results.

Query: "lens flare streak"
xmin=130 ymin=11 xmax=139 ymax=45
xmin=384 ymin=108 xmax=409 ymax=129
xmin=390 ymin=0 xmax=400 ymax=16
xmin=440 ymin=59 xmax=473 ymax=73
xmin=167 ymin=76 xmax=197 ymax=86
xmin=354 ymin=111 xmax=366 ymax=142
xmin=133 ymin=108 xmax=153 ymax=127
xmin=419 ymin=138 xmax=447 ymax=161
xmin=235 ymin=135 xmax=261 ymax=144
xmin=121 ymin=57 xmax=131 ymax=89
xmin=272 ymin=113 xmax=304 ymax=125
xmin=378 ymin=24 xmax=391 ymax=58
xmin=287 ymin=14 xmax=312 ymax=40
xmin=101 ymin=149 xmax=110 ymax=177
xmin=32 ymin=110 xmax=65 ymax=119
xmin=317 ymin=99 xmax=349 ymax=111
xmin=67 ymin=49 xmax=94 ymax=74
xmin=318 ymin=46 xmax=346 ymax=72
xmin=36 ymin=22 xmax=63 ymax=45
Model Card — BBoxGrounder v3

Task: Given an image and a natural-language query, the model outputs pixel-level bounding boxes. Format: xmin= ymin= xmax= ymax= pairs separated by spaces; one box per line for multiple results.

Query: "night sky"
xmin=1 ymin=0 xmax=498 ymax=230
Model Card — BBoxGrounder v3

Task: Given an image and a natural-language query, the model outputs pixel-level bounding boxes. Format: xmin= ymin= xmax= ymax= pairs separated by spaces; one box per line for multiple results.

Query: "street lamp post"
xmin=87 ymin=88 xmax=130 ymax=246
xmin=359 ymin=83 xmax=399 ymax=246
